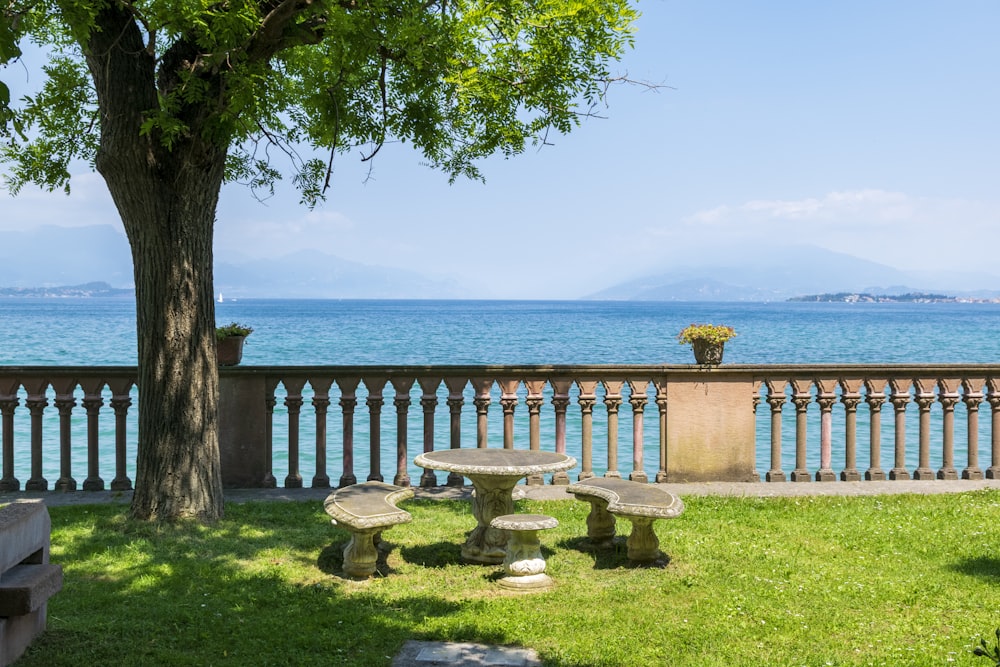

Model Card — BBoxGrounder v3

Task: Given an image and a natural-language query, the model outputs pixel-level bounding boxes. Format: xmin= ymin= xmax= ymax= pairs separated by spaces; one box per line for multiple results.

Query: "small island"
xmin=788 ymin=292 xmax=983 ymax=303
xmin=0 ymin=281 xmax=133 ymax=298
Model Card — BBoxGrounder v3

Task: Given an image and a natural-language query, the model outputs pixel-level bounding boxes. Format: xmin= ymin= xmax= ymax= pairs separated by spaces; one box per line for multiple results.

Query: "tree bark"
xmin=79 ymin=4 xmax=227 ymax=521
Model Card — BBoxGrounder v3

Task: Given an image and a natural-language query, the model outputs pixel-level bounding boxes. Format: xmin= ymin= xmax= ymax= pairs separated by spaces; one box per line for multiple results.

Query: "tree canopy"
xmin=2 ymin=0 xmax=638 ymax=202
xmin=0 ymin=0 xmax=640 ymax=522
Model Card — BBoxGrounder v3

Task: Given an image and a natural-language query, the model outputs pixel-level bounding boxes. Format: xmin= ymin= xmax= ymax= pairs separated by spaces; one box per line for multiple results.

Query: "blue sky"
xmin=3 ymin=1 xmax=999 ymax=298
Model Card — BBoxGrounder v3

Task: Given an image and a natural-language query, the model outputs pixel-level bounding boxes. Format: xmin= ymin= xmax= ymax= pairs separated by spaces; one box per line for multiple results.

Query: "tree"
xmin=0 ymin=0 xmax=639 ymax=522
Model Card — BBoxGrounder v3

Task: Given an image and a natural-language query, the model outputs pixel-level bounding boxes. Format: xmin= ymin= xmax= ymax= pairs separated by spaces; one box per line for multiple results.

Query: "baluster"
xmin=764 ymin=380 xmax=786 ymax=482
xmin=888 ymin=378 xmax=911 ymax=480
xmin=525 ymin=379 xmax=546 ymax=485
xmin=962 ymin=379 xmax=985 ymax=480
xmin=839 ymin=379 xmax=862 ymax=482
xmin=628 ymin=379 xmax=649 ymax=483
xmin=81 ymin=380 xmax=104 ymax=491
xmin=602 ymin=379 xmax=623 ymax=479
xmin=815 ymin=380 xmax=836 ymax=482
xmin=391 ymin=377 xmax=414 ymax=487
xmin=109 ymin=380 xmax=133 ymax=491
xmin=498 ymin=378 xmax=520 ymax=450
xmin=311 ymin=379 xmax=333 ymax=489
xmin=936 ymin=379 xmax=960 ymax=480
xmin=52 ymin=379 xmax=78 ymax=491
xmin=444 ymin=377 xmax=467 ymax=486
xmin=365 ymin=377 xmax=386 ymax=482
xmin=654 ymin=378 xmax=668 ymax=483
xmin=283 ymin=378 xmax=306 ymax=488
xmin=0 ymin=380 xmax=20 ymax=492
xmin=987 ymin=379 xmax=1000 ymax=479
xmin=790 ymin=380 xmax=811 ymax=482
xmin=263 ymin=379 xmax=279 ymax=488
xmin=337 ymin=377 xmax=360 ymax=487
xmin=550 ymin=379 xmax=572 ymax=485
xmin=864 ymin=380 xmax=887 ymax=481
xmin=471 ymin=378 xmax=493 ymax=449
xmin=576 ymin=379 xmax=598 ymax=481
xmin=24 ymin=379 xmax=49 ymax=491
xmin=418 ymin=377 xmax=441 ymax=487
xmin=913 ymin=378 xmax=936 ymax=480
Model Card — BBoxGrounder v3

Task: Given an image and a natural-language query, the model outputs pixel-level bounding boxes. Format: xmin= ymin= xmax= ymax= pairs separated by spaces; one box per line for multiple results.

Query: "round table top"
xmin=413 ymin=448 xmax=576 ymax=477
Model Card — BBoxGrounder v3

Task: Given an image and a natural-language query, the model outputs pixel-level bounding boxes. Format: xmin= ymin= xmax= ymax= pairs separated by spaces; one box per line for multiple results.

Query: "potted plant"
xmin=677 ymin=323 xmax=737 ymax=365
xmin=216 ymin=322 xmax=253 ymax=366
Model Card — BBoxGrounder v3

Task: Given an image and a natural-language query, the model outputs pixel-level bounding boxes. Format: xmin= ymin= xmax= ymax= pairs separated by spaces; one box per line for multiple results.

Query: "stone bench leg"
xmin=582 ymin=498 xmax=616 ymax=549
xmin=500 ymin=528 xmax=551 ymax=591
xmin=342 ymin=528 xmax=382 ymax=579
xmin=623 ymin=517 xmax=661 ymax=563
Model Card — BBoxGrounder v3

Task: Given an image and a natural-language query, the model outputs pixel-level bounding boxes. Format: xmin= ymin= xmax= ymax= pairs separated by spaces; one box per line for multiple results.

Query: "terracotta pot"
xmin=217 ymin=335 xmax=246 ymax=366
xmin=691 ymin=340 xmax=725 ymax=365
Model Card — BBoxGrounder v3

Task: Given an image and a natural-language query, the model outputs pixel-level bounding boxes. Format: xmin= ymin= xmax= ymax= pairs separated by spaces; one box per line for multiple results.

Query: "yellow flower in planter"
xmin=677 ymin=323 xmax=737 ymax=365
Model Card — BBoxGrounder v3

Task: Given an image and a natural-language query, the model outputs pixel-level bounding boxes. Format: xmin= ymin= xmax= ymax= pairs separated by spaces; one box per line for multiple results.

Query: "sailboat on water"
xmin=217 ymin=293 xmax=224 ymax=303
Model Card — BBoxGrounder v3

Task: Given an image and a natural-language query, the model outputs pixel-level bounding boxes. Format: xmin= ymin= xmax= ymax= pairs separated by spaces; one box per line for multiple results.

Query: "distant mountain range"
xmin=5 ymin=226 xmax=1000 ymax=301
xmin=584 ymin=245 xmax=1000 ymax=302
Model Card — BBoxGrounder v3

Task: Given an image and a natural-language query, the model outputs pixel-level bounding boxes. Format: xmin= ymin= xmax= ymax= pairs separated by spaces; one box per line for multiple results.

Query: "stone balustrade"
xmin=1 ymin=364 xmax=1000 ymax=494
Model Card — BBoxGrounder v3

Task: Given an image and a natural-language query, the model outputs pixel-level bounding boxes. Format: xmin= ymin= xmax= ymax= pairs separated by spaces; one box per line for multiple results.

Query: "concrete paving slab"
xmin=392 ymin=640 xmax=541 ymax=667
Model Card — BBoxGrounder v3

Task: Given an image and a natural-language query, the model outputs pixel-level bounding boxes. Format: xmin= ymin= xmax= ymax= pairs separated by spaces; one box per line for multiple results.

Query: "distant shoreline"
xmin=0 ymin=282 xmax=133 ymax=298
xmin=788 ymin=291 xmax=1000 ymax=303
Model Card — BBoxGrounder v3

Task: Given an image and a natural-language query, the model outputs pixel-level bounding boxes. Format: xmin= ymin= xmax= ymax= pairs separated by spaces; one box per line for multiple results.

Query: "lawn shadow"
xmin=557 ymin=536 xmax=670 ymax=570
xmin=951 ymin=556 xmax=1000 ymax=582
xmin=399 ymin=540 xmax=464 ymax=568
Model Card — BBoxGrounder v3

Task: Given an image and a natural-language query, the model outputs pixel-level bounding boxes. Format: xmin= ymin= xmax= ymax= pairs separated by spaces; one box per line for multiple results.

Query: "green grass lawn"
xmin=13 ymin=490 xmax=1000 ymax=666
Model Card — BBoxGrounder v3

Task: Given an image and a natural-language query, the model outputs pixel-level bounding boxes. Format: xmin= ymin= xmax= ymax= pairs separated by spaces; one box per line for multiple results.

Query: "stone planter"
xmin=691 ymin=339 xmax=725 ymax=365
xmin=216 ymin=335 xmax=246 ymax=366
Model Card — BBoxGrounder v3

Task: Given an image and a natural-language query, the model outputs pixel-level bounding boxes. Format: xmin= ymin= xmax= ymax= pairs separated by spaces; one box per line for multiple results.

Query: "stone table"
xmin=413 ymin=449 xmax=576 ymax=564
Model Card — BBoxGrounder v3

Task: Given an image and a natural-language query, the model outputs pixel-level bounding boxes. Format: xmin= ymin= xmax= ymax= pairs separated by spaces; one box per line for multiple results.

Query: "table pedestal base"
xmin=461 ymin=474 xmax=520 ymax=564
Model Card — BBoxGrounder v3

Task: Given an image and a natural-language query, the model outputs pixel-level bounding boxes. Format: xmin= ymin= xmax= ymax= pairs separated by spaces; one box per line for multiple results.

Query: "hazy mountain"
xmin=0 ymin=225 xmax=133 ymax=287
xmin=586 ymin=245 xmax=1000 ymax=301
xmin=0 ymin=225 xmax=474 ymax=298
xmin=214 ymin=249 xmax=473 ymax=299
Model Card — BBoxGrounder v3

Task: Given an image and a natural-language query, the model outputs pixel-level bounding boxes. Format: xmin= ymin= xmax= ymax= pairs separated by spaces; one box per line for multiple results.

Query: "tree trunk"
xmin=79 ymin=4 xmax=228 ymax=521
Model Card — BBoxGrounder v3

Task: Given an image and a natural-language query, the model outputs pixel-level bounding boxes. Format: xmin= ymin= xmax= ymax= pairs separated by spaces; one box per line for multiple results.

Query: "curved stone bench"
xmin=565 ymin=478 xmax=684 ymax=564
xmin=490 ymin=513 xmax=559 ymax=591
xmin=323 ymin=481 xmax=414 ymax=579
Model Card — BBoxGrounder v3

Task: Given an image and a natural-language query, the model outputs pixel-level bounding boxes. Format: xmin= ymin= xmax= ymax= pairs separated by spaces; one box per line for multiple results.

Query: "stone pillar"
xmin=913 ymin=379 xmax=936 ymax=480
xmin=310 ymin=380 xmax=332 ymax=489
xmin=764 ymin=380 xmax=786 ymax=482
xmin=790 ymin=380 xmax=812 ymax=482
xmin=664 ymin=373 xmax=757 ymax=483
xmin=550 ymin=379 xmax=572 ymax=485
xmin=815 ymin=380 xmax=836 ymax=482
xmin=218 ymin=372 xmax=269 ymax=488
xmin=525 ymin=379 xmax=546 ymax=486
xmin=444 ymin=377 xmax=467 ymax=487
xmin=576 ymin=379 xmax=598 ymax=481
xmin=338 ymin=378 xmax=360 ymax=488
xmin=864 ymin=380 xmax=887 ymax=481
xmin=418 ymin=377 xmax=440 ymax=488
xmin=498 ymin=379 xmax=519 ymax=451
xmin=936 ymin=379 xmax=960 ymax=481
xmin=391 ymin=377 xmax=414 ymax=487
xmin=839 ymin=380 xmax=862 ymax=482
xmin=602 ymin=379 xmax=623 ymax=479
xmin=962 ymin=379 xmax=984 ymax=480
xmin=628 ymin=379 xmax=649 ymax=483
xmin=889 ymin=379 xmax=911 ymax=481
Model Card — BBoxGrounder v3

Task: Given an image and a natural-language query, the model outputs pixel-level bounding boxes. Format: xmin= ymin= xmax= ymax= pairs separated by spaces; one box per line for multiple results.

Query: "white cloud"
xmin=667 ymin=189 xmax=1000 ymax=271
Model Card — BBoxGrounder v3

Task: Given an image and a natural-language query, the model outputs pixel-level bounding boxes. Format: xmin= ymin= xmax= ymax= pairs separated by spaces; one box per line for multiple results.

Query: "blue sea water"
xmin=2 ymin=298 xmax=1000 ymax=485
xmin=5 ymin=297 xmax=1000 ymax=366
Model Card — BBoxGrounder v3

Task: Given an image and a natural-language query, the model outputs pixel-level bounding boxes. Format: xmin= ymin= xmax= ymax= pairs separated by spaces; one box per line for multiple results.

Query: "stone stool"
xmin=489 ymin=514 xmax=558 ymax=591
